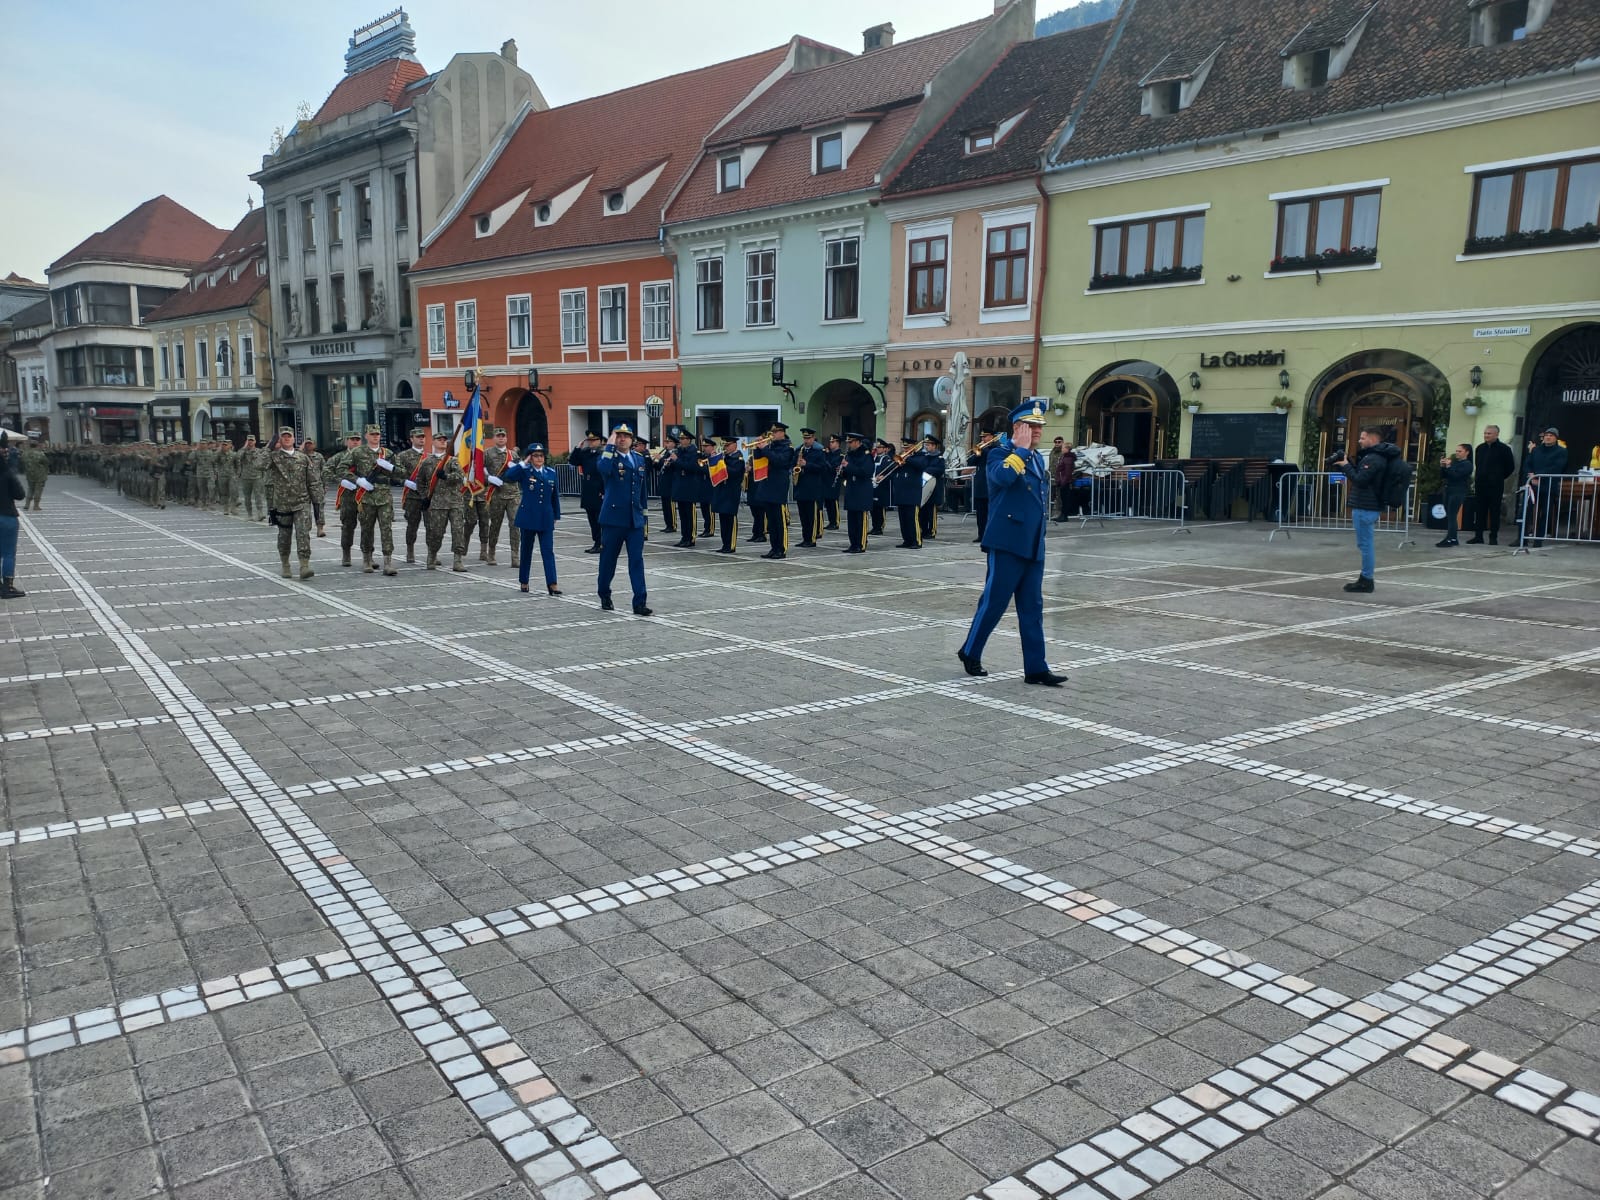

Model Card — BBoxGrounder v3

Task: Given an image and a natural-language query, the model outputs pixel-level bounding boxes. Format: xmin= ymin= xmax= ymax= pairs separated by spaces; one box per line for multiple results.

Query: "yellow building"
xmin=1033 ymin=0 xmax=1600 ymax=501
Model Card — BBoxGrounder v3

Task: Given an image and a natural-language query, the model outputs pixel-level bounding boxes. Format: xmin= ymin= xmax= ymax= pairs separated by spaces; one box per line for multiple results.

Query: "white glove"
xmin=357 ymin=477 xmax=374 ymax=491
xmin=338 ymin=479 xmax=357 ymax=491
xmin=375 ymin=457 xmax=393 ymax=471
xmin=486 ymin=474 xmax=504 ymax=487
xmin=403 ymin=479 xmax=418 ymax=492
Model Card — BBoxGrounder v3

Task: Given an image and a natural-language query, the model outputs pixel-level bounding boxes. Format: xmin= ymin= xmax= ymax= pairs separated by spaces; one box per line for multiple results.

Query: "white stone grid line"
xmin=1405 ymin=1033 xmax=1600 ymax=1142
xmin=33 ymin=492 xmax=1600 ymax=1196
xmin=18 ymin=513 xmax=661 ymax=1200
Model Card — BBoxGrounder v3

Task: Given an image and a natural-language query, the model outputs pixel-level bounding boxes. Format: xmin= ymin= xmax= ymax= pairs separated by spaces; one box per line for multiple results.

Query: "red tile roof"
xmin=313 ymin=58 xmax=430 ymax=125
xmin=48 ymin=196 xmax=228 ymax=274
xmin=666 ymin=19 xmax=991 ymax=226
xmin=413 ymin=46 xmax=791 ymax=273
xmin=143 ymin=209 xmax=270 ymax=324
xmin=1056 ymin=0 xmax=1600 ymax=166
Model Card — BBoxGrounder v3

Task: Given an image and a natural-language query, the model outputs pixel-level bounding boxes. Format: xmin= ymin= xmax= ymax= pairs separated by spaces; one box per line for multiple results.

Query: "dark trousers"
xmin=871 ymin=503 xmax=886 ymax=534
xmin=598 ymin=525 xmax=647 ymax=606
xmin=846 ymin=508 xmax=868 ymax=551
xmin=1473 ymin=482 xmax=1505 ymax=538
xmin=797 ymin=499 xmax=823 ymax=545
xmin=659 ymin=495 xmax=676 ymax=532
xmin=974 ymin=497 xmax=989 ymax=539
xmin=764 ymin=503 xmax=789 ymax=554
xmin=919 ymin=499 xmax=939 ymax=539
xmin=700 ymin=502 xmax=712 ymax=534
xmin=584 ymin=506 xmax=602 ymax=546
xmin=825 ymin=498 xmax=840 ymax=528
xmin=718 ymin=512 xmax=737 ymax=552
xmin=1444 ymin=488 xmax=1469 ymax=540
xmin=675 ymin=501 xmax=697 ymax=543
xmin=896 ymin=504 xmax=921 ymax=546
xmin=518 ymin=529 xmax=557 ymax=587
xmin=750 ymin=503 xmax=767 ymax=541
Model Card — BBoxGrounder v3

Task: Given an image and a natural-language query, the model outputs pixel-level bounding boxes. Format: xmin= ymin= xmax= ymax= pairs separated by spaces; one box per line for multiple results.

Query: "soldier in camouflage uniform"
xmin=20 ymin=442 xmax=48 ymax=511
xmin=463 ymin=436 xmax=492 ymax=563
xmin=392 ymin=426 xmax=428 ymax=562
xmin=327 ymin=430 xmax=363 ymax=566
xmin=481 ymin=427 xmax=520 ymax=567
xmin=266 ymin=427 xmax=317 ymax=580
xmin=417 ymin=434 xmax=467 ymax=571
xmin=345 ymin=424 xmax=399 ymax=576
xmin=235 ymin=435 xmax=263 ymax=518
xmin=301 ymin=439 xmax=327 ymax=536
xmin=196 ymin=441 xmax=217 ymax=509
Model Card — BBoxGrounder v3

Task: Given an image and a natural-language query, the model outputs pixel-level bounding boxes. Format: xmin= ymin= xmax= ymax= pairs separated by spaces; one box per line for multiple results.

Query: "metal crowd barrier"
xmin=1077 ymin=468 xmax=1190 ymax=535
xmin=1514 ymin=475 xmax=1600 ymax=552
xmin=1268 ymin=471 xmax=1415 ymax=548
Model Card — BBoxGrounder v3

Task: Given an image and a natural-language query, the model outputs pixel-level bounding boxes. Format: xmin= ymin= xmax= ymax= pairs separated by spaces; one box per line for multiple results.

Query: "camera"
xmin=1325 ymin=452 xmax=1345 ymax=468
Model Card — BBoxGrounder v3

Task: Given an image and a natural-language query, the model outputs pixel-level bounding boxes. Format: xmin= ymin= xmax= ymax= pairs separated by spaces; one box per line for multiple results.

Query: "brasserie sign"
xmin=1198 ymin=350 xmax=1287 ymax=368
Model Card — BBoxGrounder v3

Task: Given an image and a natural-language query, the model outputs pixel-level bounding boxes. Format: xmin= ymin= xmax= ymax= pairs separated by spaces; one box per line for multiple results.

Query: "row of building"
xmin=3 ymin=0 xmax=1598 ymax=484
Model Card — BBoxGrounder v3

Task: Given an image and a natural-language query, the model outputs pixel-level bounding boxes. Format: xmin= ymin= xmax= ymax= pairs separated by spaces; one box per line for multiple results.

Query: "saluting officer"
xmin=793 ymin=428 xmax=831 ymax=548
xmin=595 ymin=424 xmax=652 ymax=615
xmin=502 ymin=443 xmax=562 ymax=595
xmin=957 ymin=400 xmax=1067 ymax=688
xmin=710 ymin=435 xmax=745 ymax=554
xmin=839 ymin=432 xmax=874 ymax=554
xmin=568 ymin=430 xmax=606 ymax=553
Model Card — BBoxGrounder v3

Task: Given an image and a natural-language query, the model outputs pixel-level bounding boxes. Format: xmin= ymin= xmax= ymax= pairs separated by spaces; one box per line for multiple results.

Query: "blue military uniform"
xmin=839 ymin=434 xmax=874 ymax=553
xmin=502 ymin=447 xmax=562 ymax=592
xmin=824 ymin=438 xmax=843 ymax=530
xmin=672 ymin=439 xmax=706 ymax=547
xmin=958 ymin=400 xmax=1064 ymax=687
xmin=967 ymin=440 xmax=996 ymax=542
xmin=752 ymin=426 xmax=796 ymax=558
xmin=596 ymin=429 xmax=651 ymax=614
xmin=890 ymin=439 xmax=932 ymax=548
xmin=710 ymin=439 xmax=746 ymax=553
xmin=871 ymin=440 xmax=895 ymax=534
xmin=568 ymin=434 xmax=606 ymax=551
xmin=919 ymin=436 xmax=947 ymax=540
xmin=793 ymin=430 xmax=832 ymax=546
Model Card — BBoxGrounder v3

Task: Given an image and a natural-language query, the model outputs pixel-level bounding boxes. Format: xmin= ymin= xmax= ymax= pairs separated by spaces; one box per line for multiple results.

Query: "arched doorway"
xmin=508 ymin=388 xmax=548 ymax=452
xmin=810 ymin=378 xmax=877 ymax=440
xmin=396 ymin=380 xmax=414 ymax=401
xmin=1079 ymin=361 xmax=1179 ymax=461
xmin=1309 ymin=350 xmax=1449 ymax=466
xmin=1525 ymin=324 xmax=1600 ymax=468
xmin=975 ymin=405 xmax=1011 ymax=437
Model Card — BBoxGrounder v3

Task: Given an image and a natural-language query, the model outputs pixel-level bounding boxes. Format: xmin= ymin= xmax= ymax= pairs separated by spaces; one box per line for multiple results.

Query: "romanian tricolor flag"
xmin=453 ymin=386 xmax=489 ymax=493
xmin=709 ymin=456 xmax=729 ymax=487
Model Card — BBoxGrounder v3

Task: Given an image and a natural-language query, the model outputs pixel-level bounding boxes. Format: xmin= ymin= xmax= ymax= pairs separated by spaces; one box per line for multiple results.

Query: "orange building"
xmin=409 ymin=43 xmax=805 ymax=453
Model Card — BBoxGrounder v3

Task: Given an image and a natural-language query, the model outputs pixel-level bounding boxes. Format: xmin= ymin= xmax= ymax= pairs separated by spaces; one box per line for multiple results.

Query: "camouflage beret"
xmin=364 ymin=424 xmax=381 ymax=435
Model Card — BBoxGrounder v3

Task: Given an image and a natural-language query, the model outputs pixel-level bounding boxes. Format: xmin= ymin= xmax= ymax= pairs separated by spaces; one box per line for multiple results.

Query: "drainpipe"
xmin=1033 ymin=174 xmax=1051 ymax=423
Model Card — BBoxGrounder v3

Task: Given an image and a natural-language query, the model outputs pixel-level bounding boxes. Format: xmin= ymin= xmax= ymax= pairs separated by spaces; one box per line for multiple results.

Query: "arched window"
xmin=909 ymin=409 xmax=944 ymax=441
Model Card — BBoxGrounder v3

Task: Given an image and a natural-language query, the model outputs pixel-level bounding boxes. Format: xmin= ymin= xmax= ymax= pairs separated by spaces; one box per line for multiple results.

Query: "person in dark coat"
xmin=918 ymin=435 xmax=947 ymax=540
xmin=751 ymin=423 xmax=795 ymax=559
xmin=838 ymin=432 xmax=874 ymax=553
xmin=502 ymin=443 xmax=562 ymax=594
xmin=824 ymin=435 xmax=843 ymax=530
xmin=1437 ymin=443 xmax=1473 ymax=547
xmin=793 ymin=428 xmax=832 ymax=547
xmin=671 ymin=431 xmax=705 ymax=547
xmin=871 ymin=439 xmax=894 ymax=535
xmin=698 ymin=438 xmax=717 ymax=537
xmin=1468 ymin=425 xmax=1516 ymax=545
xmin=1053 ymin=443 xmax=1078 ymax=522
xmin=1523 ymin=426 xmax=1571 ymax=547
xmin=967 ymin=438 xmax=994 ymax=541
xmin=1332 ymin=426 xmax=1402 ymax=592
xmin=709 ymin=437 xmax=745 ymax=553
xmin=890 ymin=437 xmax=928 ymax=548
xmin=568 ymin=431 xmax=607 ymax=553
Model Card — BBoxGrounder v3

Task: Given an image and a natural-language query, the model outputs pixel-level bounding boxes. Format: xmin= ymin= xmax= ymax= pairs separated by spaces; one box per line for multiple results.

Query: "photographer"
xmin=1330 ymin=425 xmax=1401 ymax=593
xmin=1437 ymin=444 xmax=1472 ymax=548
xmin=1 ymin=431 xmax=27 ymax=598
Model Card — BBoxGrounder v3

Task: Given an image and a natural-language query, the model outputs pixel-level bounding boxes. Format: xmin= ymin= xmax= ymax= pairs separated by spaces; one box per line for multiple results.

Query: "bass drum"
xmin=920 ymin=472 xmax=937 ymax=506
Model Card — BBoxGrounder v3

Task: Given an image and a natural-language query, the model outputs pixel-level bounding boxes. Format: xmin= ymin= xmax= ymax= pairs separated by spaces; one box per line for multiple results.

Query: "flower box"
xmin=1269 ymin=247 xmax=1378 ymax=273
xmin=1462 ymin=224 xmax=1599 ymax=256
xmin=1088 ymin=264 xmax=1203 ymax=291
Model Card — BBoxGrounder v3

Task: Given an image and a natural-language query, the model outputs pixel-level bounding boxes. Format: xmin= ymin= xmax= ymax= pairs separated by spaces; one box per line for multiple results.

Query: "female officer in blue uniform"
xmin=957 ymin=400 xmax=1067 ymax=687
xmin=502 ymin=443 xmax=562 ymax=594
xmin=596 ymin=425 xmax=651 ymax=615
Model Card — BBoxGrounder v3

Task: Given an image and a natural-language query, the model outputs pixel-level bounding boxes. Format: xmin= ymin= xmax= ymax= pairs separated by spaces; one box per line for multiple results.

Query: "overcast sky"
xmin=0 ymin=0 xmax=1065 ymax=285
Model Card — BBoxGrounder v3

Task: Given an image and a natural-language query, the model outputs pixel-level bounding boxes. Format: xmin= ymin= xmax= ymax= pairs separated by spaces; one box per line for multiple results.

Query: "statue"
xmin=287 ymin=296 xmax=302 ymax=338
xmin=945 ymin=351 xmax=972 ymax=477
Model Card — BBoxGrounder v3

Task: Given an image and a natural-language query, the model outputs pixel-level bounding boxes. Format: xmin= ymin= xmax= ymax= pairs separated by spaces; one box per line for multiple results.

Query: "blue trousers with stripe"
xmin=598 ymin=526 xmax=647 ymax=606
xmin=961 ymin=549 xmax=1049 ymax=674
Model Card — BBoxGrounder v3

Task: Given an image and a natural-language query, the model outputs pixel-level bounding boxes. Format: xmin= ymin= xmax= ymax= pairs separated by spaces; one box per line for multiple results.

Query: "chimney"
xmin=863 ymin=22 xmax=895 ymax=52
xmin=500 ymin=38 xmax=518 ymax=64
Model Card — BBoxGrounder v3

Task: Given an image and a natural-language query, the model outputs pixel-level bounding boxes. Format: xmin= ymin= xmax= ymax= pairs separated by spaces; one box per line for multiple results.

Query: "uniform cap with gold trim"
xmin=1009 ymin=400 xmax=1048 ymax=426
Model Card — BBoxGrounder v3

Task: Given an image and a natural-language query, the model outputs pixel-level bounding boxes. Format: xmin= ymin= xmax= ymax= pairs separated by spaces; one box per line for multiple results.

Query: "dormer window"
xmin=536 ymin=203 xmax=552 ymax=223
xmin=966 ymin=128 xmax=996 ymax=155
xmin=1139 ymin=47 xmax=1220 ymax=118
xmin=1291 ymin=47 xmax=1331 ymax=90
xmin=606 ymin=191 xmax=625 ymax=213
xmin=1147 ymin=81 xmax=1183 ymax=117
xmin=815 ymin=132 xmax=843 ymax=174
xmin=719 ymin=156 xmax=742 ymax=192
xmin=475 ymin=215 xmax=491 ymax=236
xmin=1473 ymin=0 xmax=1551 ymax=45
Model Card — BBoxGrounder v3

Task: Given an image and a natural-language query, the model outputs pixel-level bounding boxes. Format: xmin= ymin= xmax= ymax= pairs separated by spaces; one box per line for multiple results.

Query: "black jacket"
xmin=1526 ymin=442 xmax=1570 ymax=478
xmin=1473 ymin=439 xmax=1516 ymax=489
xmin=1341 ymin=442 xmax=1401 ymax=511
xmin=1442 ymin=458 xmax=1472 ymax=494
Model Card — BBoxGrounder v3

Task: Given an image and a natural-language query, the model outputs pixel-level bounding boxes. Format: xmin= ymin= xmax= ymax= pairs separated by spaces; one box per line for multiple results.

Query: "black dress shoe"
xmin=761 ymin=550 xmax=786 ymax=560
xmin=600 ymin=597 xmax=615 ymax=611
xmin=584 ymin=544 xmax=601 ymax=554
xmin=1342 ymin=576 xmax=1375 ymax=593
xmin=957 ymin=649 xmax=987 ymax=677
xmin=1435 ymin=538 xmax=1458 ymax=547
xmin=715 ymin=547 xmax=735 ymax=554
xmin=1466 ymin=536 xmax=1484 ymax=544
xmin=971 ymin=536 xmax=982 ymax=543
xmin=798 ymin=540 xmax=816 ymax=548
xmin=632 ymin=604 xmax=653 ymax=616
xmin=701 ymin=529 xmax=714 ymax=538
xmin=750 ymin=536 xmax=767 ymax=544
xmin=825 ymin=524 xmax=840 ymax=531
xmin=1024 ymin=670 xmax=1067 ymax=687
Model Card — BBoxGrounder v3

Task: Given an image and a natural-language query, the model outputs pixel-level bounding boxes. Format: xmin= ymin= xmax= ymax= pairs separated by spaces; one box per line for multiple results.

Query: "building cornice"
xmin=408 ymin=240 xmax=663 ymax=287
xmin=252 ymin=117 xmax=417 ymax=186
xmin=880 ymin=176 xmax=1040 ymax=224
xmin=421 ymin=360 xmax=679 ymax=378
xmin=679 ymin=343 xmax=882 ymax=368
xmin=1040 ymin=300 xmax=1600 ymax=347
xmin=664 ymin=194 xmax=876 ymax=244
xmin=1043 ymin=70 xmax=1600 ymax=196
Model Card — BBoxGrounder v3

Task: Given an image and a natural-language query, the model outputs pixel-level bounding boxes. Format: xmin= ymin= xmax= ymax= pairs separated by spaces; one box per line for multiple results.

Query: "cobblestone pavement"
xmin=3 ymin=485 xmax=1599 ymax=1200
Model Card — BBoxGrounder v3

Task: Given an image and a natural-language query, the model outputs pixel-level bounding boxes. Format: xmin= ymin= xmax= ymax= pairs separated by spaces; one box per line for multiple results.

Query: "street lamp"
xmin=645 ymin=394 xmax=665 ymax=444
xmin=1469 ymin=364 xmax=1483 ymax=391
xmin=1187 ymin=371 xmax=1202 ymax=391
xmin=1278 ymin=368 xmax=1291 ymax=390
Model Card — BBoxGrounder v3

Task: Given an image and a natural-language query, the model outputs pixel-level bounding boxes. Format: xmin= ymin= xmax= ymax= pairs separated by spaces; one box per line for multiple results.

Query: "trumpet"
xmin=743 ymin=432 xmax=778 ymax=452
xmin=971 ymin=432 xmax=1004 ymax=456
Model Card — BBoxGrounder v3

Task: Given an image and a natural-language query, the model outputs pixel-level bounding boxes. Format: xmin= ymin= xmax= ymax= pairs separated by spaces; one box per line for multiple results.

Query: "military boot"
xmin=280 ymin=554 xmax=292 ymax=579
xmin=479 ymin=547 xmax=488 ymax=563
xmin=405 ymin=545 xmax=416 ymax=563
xmin=426 ymin=549 xmax=438 ymax=570
xmin=381 ymin=555 xmax=397 ymax=577
xmin=487 ymin=549 xmax=497 ymax=566
xmin=298 ymin=557 xmax=315 ymax=580
xmin=452 ymin=554 xmax=468 ymax=573
xmin=341 ymin=547 xmax=352 ymax=567
xmin=362 ymin=552 xmax=375 ymax=573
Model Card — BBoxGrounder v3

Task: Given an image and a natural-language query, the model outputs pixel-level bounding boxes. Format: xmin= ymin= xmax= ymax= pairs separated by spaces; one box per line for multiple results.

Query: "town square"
xmin=2 ymin=1 xmax=1598 ymax=1197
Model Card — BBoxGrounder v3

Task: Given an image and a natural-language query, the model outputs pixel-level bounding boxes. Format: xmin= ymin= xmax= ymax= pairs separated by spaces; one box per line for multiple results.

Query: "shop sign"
xmin=89 ymin=406 xmax=139 ymax=418
xmin=1198 ymin=350 xmax=1286 ymax=368
xmin=1561 ymin=388 xmax=1600 ymax=406
xmin=901 ymin=355 xmax=1023 ymax=373
xmin=1473 ymin=325 xmax=1530 ymax=339
xmin=309 ymin=339 xmax=357 ymax=357
xmin=442 ymin=390 xmax=459 ymax=409
xmin=152 ymin=405 xmax=183 ymax=417
xmin=211 ymin=404 xmax=253 ymax=418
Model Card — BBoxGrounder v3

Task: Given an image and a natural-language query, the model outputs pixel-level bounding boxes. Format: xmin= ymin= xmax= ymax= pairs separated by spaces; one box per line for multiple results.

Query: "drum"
xmin=920 ymin=472 xmax=937 ymax=506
